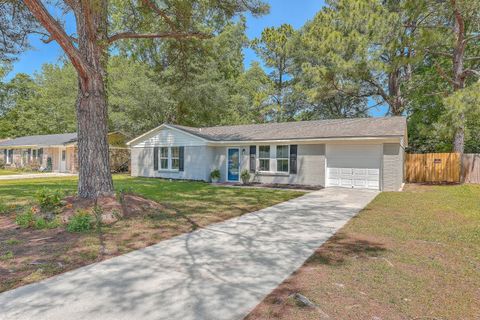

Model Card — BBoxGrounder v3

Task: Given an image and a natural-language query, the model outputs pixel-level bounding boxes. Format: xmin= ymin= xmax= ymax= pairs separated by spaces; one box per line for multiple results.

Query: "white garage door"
xmin=326 ymin=144 xmax=381 ymax=190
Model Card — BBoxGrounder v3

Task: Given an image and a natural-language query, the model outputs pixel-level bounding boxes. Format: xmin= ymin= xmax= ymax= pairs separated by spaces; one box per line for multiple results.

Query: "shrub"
xmin=210 ymin=169 xmax=221 ymax=181
xmin=15 ymin=208 xmax=59 ymax=229
xmin=241 ymin=169 xmax=251 ymax=184
xmin=15 ymin=210 xmax=35 ymax=228
xmin=67 ymin=211 xmax=93 ymax=232
xmin=34 ymin=216 xmax=60 ymax=230
xmin=36 ymin=188 xmax=63 ymax=211
xmin=0 ymin=159 xmax=5 ymax=169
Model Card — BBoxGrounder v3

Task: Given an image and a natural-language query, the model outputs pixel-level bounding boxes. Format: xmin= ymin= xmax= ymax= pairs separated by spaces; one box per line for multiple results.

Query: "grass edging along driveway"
xmin=0 ymin=175 xmax=304 ymax=293
xmin=246 ymin=184 xmax=480 ymax=320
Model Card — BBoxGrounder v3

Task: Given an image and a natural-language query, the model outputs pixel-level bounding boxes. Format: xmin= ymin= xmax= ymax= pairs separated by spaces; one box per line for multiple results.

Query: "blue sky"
xmin=243 ymin=1 xmax=325 ymax=67
xmin=9 ymin=0 xmax=386 ymax=116
xmin=11 ymin=0 xmax=324 ymax=76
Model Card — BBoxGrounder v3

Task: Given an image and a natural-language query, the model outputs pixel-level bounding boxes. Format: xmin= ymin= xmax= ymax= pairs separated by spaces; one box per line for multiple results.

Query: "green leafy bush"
xmin=15 ymin=210 xmax=35 ymax=228
xmin=15 ymin=208 xmax=59 ymax=229
xmin=36 ymin=188 xmax=63 ymax=211
xmin=67 ymin=211 xmax=93 ymax=232
xmin=241 ymin=169 xmax=251 ymax=184
xmin=34 ymin=217 xmax=60 ymax=230
xmin=210 ymin=169 xmax=221 ymax=181
xmin=0 ymin=159 xmax=5 ymax=169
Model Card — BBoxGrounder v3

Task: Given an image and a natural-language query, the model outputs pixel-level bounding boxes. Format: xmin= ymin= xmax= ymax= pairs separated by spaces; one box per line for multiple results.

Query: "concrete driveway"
xmin=0 ymin=188 xmax=378 ymax=320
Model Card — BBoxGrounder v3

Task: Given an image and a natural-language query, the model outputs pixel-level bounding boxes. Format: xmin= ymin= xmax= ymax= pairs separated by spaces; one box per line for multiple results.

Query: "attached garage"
xmin=326 ymin=144 xmax=382 ymax=190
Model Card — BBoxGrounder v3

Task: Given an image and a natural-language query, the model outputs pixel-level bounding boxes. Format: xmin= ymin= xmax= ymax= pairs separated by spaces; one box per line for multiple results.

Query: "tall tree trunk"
xmin=451 ymin=0 xmax=466 ymax=154
xmin=453 ymin=113 xmax=465 ymax=153
xmin=75 ymin=0 xmax=113 ymax=198
xmin=388 ymin=69 xmax=405 ymax=116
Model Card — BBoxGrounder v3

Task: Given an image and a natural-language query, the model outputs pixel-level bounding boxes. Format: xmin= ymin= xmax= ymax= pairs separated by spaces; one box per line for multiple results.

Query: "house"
xmin=127 ymin=117 xmax=407 ymax=191
xmin=0 ymin=132 xmax=129 ymax=173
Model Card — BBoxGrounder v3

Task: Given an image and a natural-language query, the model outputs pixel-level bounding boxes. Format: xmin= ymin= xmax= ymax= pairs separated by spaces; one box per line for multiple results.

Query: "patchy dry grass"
xmin=246 ymin=184 xmax=480 ymax=320
xmin=0 ymin=175 xmax=304 ymax=293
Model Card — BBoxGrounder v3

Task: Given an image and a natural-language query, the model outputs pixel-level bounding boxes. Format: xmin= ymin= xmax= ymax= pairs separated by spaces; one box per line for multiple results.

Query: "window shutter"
xmin=3 ymin=149 xmax=6 ymax=161
xmin=249 ymin=146 xmax=256 ymax=173
xmin=38 ymin=148 xmax=43 ymax=164
xmin=153 ymin=147 xmax=159 ymax=171
xmin=289 ymin=145 xmax=298 ymax=174
xmin=179 ymin=147 xmax=184 ymax=172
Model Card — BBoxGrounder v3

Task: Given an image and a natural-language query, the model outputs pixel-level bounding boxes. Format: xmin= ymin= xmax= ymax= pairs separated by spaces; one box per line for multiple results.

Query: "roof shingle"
xmin=0 ymin=133 xmax=77 ymax=147
xmin=170 ymin=117 xmax=406 ymax=141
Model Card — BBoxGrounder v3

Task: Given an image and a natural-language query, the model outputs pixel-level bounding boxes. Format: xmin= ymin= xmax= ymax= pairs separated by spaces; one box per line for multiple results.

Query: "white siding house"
xmin=128 ymin=118 xmax=408 ymax=191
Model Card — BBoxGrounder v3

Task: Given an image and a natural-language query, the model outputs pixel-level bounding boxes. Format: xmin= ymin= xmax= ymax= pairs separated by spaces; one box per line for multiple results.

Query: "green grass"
xmin=0 ymin=169 xmax=25 ymax=176
xmin=0 ymin=169 xmax=46 ymax=176
xmin=0 ymin=174 xmax=303 ymax=213
xmin=247 ymin=184 xmax=480 ymax=320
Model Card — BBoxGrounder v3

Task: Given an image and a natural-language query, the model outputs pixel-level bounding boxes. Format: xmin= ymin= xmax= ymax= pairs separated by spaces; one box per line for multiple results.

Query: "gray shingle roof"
xmin=0 ymin=133 xmax=77 ymax=147
xmin=170 ymin=117 xmax=406 ymax=142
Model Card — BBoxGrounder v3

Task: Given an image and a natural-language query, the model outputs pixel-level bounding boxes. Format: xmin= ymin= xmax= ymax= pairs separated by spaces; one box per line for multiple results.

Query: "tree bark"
xmin=75 ymin=0 xmax=113 ymax=198
xmin=451 ymin=0 xmax=466 ymax=154
xmin=453 ymin=113 xmax=465 ymax=153
xmin=388 ymin=69 xmax=405 ymax=116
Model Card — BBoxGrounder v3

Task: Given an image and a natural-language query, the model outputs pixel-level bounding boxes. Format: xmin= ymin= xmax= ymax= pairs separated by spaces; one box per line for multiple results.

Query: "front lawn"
xmin=0 ymin=175 xmax=304 ymax=293
xmin=0 ymin=169 xmax=30 ymax=176
xmin=246 ymin=184 xmax=480 ymax=320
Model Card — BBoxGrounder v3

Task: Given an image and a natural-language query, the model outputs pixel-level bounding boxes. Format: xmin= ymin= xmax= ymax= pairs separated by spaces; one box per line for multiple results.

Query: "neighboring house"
xmin=128 ymin=117 xmax=407 ymax=191
xmin=0 ymin=132 xmax=129 ymax=173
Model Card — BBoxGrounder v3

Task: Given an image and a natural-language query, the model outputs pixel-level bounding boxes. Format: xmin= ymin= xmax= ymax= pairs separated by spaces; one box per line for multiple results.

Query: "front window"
xmin=171 ymin=147 xmax=180 ymax=170
xmin=259 ymin=146 xmax=270 ymax=171
xmin=276 ymin=145 xmax=289 ymax=173
xmin=160 ymin=147 xmax=169 ymax=169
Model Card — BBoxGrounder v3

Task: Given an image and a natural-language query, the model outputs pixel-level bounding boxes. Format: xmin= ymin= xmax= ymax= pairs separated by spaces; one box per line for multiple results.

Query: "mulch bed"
xmin=0 ymin=194 xmax=172 ymax=293
xmin=217 ymin=182 xmax=323 ymax=191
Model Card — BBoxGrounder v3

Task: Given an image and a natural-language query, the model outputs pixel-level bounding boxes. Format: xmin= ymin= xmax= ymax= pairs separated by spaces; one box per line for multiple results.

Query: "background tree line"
xmin=1 ymin=0 xmax=479 ymax=153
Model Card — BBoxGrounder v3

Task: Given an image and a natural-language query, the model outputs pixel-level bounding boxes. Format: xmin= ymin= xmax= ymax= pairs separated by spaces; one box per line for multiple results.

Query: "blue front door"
xmin=227 ymin=148 xmax=240 ymax=181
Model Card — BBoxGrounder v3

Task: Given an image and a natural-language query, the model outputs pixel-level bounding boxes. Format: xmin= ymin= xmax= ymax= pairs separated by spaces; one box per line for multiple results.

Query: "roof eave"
xmin=205 ymin=135 xmax=404 ymax=145
xmin=126 ymin=123 xmax=211 ymax=146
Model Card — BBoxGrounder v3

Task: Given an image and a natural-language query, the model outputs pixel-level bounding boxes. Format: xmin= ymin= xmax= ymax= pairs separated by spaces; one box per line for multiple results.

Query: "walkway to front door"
xmin=0 ymin=188 xmax=379 ymax=320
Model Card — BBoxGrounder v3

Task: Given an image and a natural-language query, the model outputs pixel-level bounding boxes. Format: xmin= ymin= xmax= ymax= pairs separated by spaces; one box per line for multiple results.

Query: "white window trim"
xmin=256 ymin=144 xmax=291 ymax=175
xmin=160 ymin=147 xmax=169 ymax=170
xmin=276 ymin=145 xmax=290 ymax=173
xmin=158 ymin=146 xmax=180 ymax=172
xmin=171 ymin=147 xmax=180 ymax=170
xmin=258 ymin=145 xmax=271 ymax=172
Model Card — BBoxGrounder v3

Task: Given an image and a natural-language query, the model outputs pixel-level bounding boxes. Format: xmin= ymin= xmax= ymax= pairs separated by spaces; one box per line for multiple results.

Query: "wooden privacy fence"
xmin=405 ymin=153 xmax=461 ymax=183
xmin=463 ymin=154 xmax=480 ymax=184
